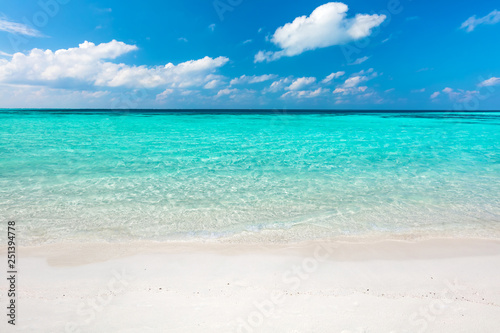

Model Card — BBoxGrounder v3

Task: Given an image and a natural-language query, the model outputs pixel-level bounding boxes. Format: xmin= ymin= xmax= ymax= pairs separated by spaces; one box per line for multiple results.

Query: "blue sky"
xmin=0 ymin=0 xmax=499 ymax=109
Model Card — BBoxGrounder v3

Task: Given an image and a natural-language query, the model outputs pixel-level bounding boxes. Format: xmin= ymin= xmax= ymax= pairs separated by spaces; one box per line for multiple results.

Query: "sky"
xmin=0 ymin=0 xmax=499 ymax=110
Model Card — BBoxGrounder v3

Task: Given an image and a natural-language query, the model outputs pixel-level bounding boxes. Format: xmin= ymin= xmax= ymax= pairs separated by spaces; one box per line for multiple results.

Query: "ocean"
xmin=1 ymin=110 xmax=499 ymax=244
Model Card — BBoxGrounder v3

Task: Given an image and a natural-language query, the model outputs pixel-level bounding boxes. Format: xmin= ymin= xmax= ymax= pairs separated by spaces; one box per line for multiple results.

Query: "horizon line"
xmin=1 ymin=108 xmax=500 ymax=113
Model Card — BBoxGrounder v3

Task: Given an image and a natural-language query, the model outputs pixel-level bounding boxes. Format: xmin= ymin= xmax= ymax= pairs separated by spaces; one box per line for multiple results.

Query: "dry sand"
xmin=1 ymin=238 xmax=500 ymax=332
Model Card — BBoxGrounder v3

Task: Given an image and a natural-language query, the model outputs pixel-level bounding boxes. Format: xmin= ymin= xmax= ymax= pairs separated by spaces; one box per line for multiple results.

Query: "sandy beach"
xmin=1 ymin=238 xmax=499 ymax=332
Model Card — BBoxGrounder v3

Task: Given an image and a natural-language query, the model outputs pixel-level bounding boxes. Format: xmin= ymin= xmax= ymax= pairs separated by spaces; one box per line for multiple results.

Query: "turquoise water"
xmin=1 ymin=110 xmax=499 ymax=244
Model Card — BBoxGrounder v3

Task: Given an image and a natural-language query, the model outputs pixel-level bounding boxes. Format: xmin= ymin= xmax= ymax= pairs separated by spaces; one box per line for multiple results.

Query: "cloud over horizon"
xmin=255 ymin=2 xmax=386 ymax=62
xmin=0 ymin=40 xmax=229 ymax=89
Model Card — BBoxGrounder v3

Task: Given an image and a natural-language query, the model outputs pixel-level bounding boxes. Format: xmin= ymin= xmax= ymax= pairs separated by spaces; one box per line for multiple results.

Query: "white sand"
xmin=1 ymin=238 xmax=500 ymax=332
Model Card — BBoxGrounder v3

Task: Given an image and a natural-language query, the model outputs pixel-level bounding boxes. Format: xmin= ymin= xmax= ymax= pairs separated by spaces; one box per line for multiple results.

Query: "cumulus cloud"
xmin=230 ymin=74 xmax=277 ymax=85
xmin=437 ymin=87 xmax=479 ymax=103
xmin=333 ymin=86 xmax=367 ymax=95
xmin=204 ymin=79 xmax=223 ymax=89
xmin=282 ymin=87 xmax=328 ymax=99
xmin=265 ymin=77 xmax=292 ymax=93
xmin=216 ymin=88 xmax=238 ymax=98
xmin=321 ymin=71 xmax=345 ymax=83
xmin=332 ymin=68 xmax=377 ymax=95
xmin=287 ymin=77 xmax=316 ymax=90
xmin=264 ymin=76 xmax=319 ymax=93
xmin=214 ymin=88 xmax=255 ymax=101
xmin=460 ymin=10 xmax=500 ymax=32
xmin=0 ymin=17 xmax=43 ymax=36
xmin=254 ymin=50 xmax=281 ymax=63
xmin=478 ymin=77 xmax=500 ymax=87
xmin=156 ymin=88 xmax=174 ymax=102
xmin=0 ymin=40 xmax=229 ymax=89
xmin=343 ymin=76 xmax=367 ymax=87
xmin=254 ymin=2 xmax=386 ymax=62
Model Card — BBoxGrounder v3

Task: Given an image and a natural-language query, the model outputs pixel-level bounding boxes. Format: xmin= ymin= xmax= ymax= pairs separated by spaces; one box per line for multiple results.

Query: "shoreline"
xmin=5 ymin=236 xmax=500 ymax=266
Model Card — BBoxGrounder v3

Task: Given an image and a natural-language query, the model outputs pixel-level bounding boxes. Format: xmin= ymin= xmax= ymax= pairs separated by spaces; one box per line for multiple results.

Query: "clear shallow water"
xmin=1 ymin=110 xmax=499 ymax=245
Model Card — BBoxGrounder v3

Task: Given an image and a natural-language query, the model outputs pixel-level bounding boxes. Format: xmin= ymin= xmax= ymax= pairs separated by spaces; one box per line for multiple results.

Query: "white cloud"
xmin=212 ymin=88 xmax=257 ymax=103
xmin=254 ymin=50 xmax=280 ymax=63
xmin=332 ymin=68 xmax=378 ymax=95
xmin=349 ymin=56 xmax=370 ymax=65
xmin=343 ymin=76 xmax=367 ymax=88
xmin=216 ymin=88 xmax=238 ymax=98
xmin=287 ymin=77 xmax=316 ymax=90
xmin=440 ymin=87 xmax=479 ymax=103
xmin=0 ymin=40 xmax=229 ymax=89
xmin=430 ymin=91 xmax=440 ymax=99
xmin=321 ymin=71 xmax=345 ymax=83
xmin=411 ymin=88 xmax=426 ymax=93
xmin=0 ymin=17 xmax=43 ymax=37
xmin=254 ymin=2 xmax=386 ymax=62
xmin=333 ymin=86 xmax=367 ymax=95
xmin=208 ymin=24 xmax=216 ymax=32
xmin=242 ymin=39 xmax=253 ymax=44
xmin=282 ymin=88 xmax=328 ymax=99
xmin=230 ymin=74 xmax=277 ymax=85
xmin=478 ymin=77 xmax=500 ymax=87
xmin=265 ymin=76 xmax=321 ymax=93
xmin=204 ymin=79 xmax=223 ymax=89
xmin=460 ymin=10 xmax=500 ymax=32
xmin=265 ymin=77 xmax=292 ymax=93
xmin=178 ymin=37 xmax=188 ymax=42
xmin=156 ymin=89 xmax=174 ymax=102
